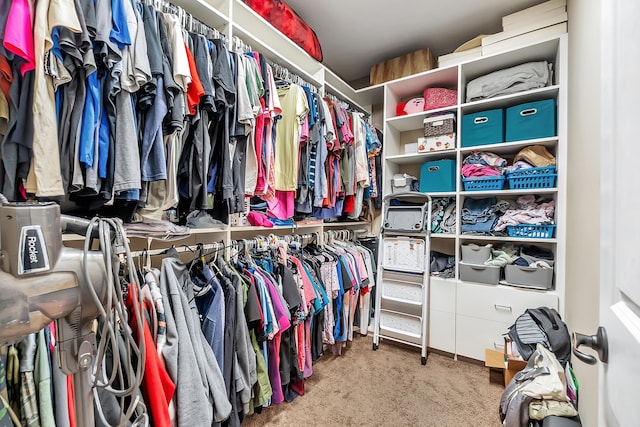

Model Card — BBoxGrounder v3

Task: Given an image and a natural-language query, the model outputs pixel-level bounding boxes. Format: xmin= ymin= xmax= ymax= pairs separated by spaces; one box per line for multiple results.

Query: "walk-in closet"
xmin=0 ymin=0 xmax=634 ymax=426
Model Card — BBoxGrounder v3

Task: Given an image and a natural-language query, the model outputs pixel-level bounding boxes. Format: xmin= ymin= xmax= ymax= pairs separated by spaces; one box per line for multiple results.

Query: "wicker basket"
xmin=424 ymin=114 xmax=456 ymax=137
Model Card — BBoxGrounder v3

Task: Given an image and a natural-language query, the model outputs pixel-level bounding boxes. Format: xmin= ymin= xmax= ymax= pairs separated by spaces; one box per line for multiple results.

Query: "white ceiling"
xmin=284 ymin=0 xmax=548 ymax=85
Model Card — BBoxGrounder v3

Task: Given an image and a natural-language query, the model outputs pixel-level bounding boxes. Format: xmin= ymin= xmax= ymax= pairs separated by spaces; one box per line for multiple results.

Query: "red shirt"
xmin=127 ymin=284 xmax=176 ymax=427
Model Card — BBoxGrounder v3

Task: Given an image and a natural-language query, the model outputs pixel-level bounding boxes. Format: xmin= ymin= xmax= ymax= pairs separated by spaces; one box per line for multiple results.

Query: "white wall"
xmin=566 ymin=1 xmax=601 ymax=425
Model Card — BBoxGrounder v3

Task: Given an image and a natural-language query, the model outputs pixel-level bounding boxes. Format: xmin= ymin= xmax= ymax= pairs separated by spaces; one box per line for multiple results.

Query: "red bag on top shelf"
xmin=243 ymin=0 xmax=323 ymax=62
xmin=423 ymin=88 xmax=458 ymax=111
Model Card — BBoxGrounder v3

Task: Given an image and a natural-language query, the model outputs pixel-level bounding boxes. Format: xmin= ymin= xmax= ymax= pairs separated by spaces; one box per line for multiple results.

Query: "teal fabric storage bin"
xmin=419 ymin=159 xmax=456 ymax=192
xmin=461 ymin=108 xmax=504 ymax=147
xmin=505 ymin=99 xmax=556 ymax=142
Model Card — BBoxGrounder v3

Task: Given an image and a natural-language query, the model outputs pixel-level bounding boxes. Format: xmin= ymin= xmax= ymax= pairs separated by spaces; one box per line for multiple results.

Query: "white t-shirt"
xmin=162 ymin=13 xmax=191 ymax=92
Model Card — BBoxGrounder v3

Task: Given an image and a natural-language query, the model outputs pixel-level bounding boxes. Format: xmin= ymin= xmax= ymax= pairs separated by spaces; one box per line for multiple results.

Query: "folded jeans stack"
xmin=461 ymin=197 xmax=499 ymax=234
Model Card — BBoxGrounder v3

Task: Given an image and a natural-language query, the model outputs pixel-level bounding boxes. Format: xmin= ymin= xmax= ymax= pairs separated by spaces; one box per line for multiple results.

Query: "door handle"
xmin=572 ymin=326 xmax=608 ymax=365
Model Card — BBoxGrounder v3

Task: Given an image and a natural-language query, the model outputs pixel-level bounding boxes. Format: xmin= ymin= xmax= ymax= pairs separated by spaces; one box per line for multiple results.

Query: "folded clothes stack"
xmin=505 ymin=145 xmax=557 ymax=171
xmin=461 ymin=151 xmax=507 ymax=178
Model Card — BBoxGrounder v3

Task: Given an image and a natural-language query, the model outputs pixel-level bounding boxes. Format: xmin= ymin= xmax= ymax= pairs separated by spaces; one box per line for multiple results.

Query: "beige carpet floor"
xmin=242 ymin=334 xmax=504 ymax=426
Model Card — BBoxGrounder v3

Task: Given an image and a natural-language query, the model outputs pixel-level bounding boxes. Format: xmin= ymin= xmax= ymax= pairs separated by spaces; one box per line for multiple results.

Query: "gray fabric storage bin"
xmin=505 ymin=264 xmax=553 ymax=289
xmin=461 ymin=243 xmax=492 ymax=264
xmin=459 ymin=261 xmax=501 ymax=285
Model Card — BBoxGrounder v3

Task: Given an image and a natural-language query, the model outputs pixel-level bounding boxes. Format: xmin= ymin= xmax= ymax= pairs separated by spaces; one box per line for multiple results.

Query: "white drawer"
xmin=429 ymin=277 xmax=456 ymax=312
xmin=456 ymin=282 xmax=558 ymax=324
xmin=429 ymin=309 xmax=455 ymax=354
xmin=379 ymin=309 xmax=423 ymax=340
xmin=455 ymin=315 xmax=509 ymax=361
xmin=381 ymin=270 xmax=424 ymax=304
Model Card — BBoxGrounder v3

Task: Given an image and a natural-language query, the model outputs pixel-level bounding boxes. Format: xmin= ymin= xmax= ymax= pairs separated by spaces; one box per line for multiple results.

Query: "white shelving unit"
xmin=378 ymin=34 xmax=568 ymax=361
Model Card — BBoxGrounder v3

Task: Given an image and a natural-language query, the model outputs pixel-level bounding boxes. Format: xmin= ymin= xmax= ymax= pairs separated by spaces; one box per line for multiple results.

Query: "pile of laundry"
xmin=461 ymin=151 xmax=507 ymax=178
xmin=430 ymin=197 xmax=456 ymax=233
xmin=494 ymin=195 xmax=555 ymax=231
xmin=430 ymin=251 xmax=456 ymax=278
xmin=505 ymin=145 xmax=557 ymax=172
xmin=460 ymin=197 xmax=515 ymax=235
xmin=483 ymin=244 xmax=554 ymax=270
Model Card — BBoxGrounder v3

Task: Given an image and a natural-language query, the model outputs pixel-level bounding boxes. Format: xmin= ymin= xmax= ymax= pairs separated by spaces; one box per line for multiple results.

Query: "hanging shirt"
xmin=193 ymin=266 xmax=226 ymax=374
xmin=242 ymin=55 xmax=264 ymax=196
xmin=120 ymin=0 xmax=150 ymax=93
xmin=274 ymin=84 xmax=308 ymax=191
xmin=162 ymin=13 xmax=191 ymax=92
xmin=26 ymin=0 xmax=82 ymax=197
xmin=126 ymin=283 xmax=175 ymax=427
xmin=353 ymin=113 xmax=371 ymax=187
xmin=0 ymin=55 xmax=12 ymax=100
xmin=34 ymin=329 xmax=55 ymax=426
xmin=3 ymin=0 xmax=35 ymax=74
xmin=184 ymin=42 xmax=204 ymax=115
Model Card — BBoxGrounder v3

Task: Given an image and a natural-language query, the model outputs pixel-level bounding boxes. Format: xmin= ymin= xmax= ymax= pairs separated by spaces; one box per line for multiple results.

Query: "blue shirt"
xmin=98 ymin=75 xmax=110 ymax=179
xmin=140 ymin=75 xmax=168 ymax=181
xmin=79 ymin=71 xmax=101 ymax=168
xmin=194 ymin=266 xmax=226 ymax=373
xmin=110 ymin=0 xmax=132 ymax=48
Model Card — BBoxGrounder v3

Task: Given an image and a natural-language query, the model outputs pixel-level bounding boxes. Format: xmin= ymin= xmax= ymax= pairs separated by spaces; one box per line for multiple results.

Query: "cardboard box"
xmin=485 ymin=348 xmax=528 ymax=387
xmin=370 ymin=48 xmax=436 ymax=85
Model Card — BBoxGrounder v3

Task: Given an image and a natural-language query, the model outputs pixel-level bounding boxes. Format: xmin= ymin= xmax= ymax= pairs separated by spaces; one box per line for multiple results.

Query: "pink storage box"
xmin=423 ymin=88 xmax=458 ymax=111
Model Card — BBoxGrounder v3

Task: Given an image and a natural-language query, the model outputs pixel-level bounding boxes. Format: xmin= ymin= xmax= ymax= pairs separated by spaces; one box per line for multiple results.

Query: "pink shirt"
xmin=4 ymin=0 xmax=35 ymax=74
xmin=266 ymin=190 xmax=295 ymax=220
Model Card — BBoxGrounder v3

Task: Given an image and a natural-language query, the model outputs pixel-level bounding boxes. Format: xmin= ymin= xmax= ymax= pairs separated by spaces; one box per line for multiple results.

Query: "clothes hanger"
xmin=204 ymin=242 xmax=225 ymax=277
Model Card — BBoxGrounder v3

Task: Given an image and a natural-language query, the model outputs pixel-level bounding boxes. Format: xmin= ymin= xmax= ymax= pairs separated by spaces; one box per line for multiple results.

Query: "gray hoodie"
xmin=160 ymin=256 xmax=231 ymax=425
